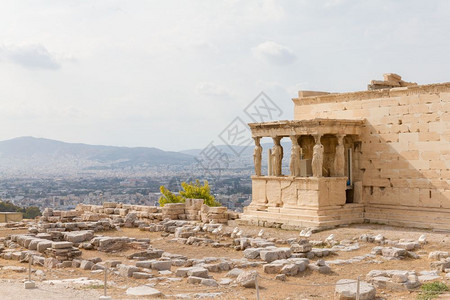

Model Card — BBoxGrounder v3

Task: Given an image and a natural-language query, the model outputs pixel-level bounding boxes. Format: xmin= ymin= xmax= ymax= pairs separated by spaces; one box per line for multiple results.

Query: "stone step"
xmin=364 ymin=205 xmax=450 ymax=230
xmin=245 ymin=207 xmax=364 ymax=223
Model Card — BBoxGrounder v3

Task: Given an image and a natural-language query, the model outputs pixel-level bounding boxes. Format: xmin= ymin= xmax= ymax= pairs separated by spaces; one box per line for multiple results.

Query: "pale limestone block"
xmin=363 ymin=187 xmax=374 ymax=204
xmin=326 ymin=180 xmax=346 ymax=206
xmin=399 ymin=132 xmax=419 ymax=147
xmin=354 ymin=181 xmax=363 ymax=203
xmin=422 ymin=170 xmax=440 ymax=179
xmin=442 ymin=190 xmax=450 ymax=209
xmin=429 ymin=160 xmax=444 ymax=170
xmin=419 ymin=189 xmax=441 ymax=208
xmin=380 ymin=98 xmax=400 ymax=107
xmin=298 ymin=190 xmax=319 ymax=207
xmin=379 ymin=169 xmax=399 ymax=178
xmin=251 ymin=179 xmax=267 ymax=206
xmin=407 ymin=179 xmax=431 ymax=189
xmin=400 ymin=150 xmax=419 ymax=160
xmin=419 ymin=93 xmax=441 ymax=104
xmin=361 ymin=99 xmax=381 ymax=108
xmin=430 ymin=180 xmax=449 ymax=190
xmin=389 ymin=105 xmax=409 ymax=116
xmin=281 ymin=181 xmax=298 ymax=208
xmin=419 ymin=132 xmax=440 ymax=142
xmin=266 ymin=180 xmax=281 ymax=207
xmin=409 ymin=160 xmax=429 ymax=170
xmin=409 ymin=104 xmax=430 ymax=114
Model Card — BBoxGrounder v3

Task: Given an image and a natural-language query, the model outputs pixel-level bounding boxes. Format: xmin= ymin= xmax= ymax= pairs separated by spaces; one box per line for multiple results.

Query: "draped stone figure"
xmin=253 ymin=137 xmax=262 ymax=176
xmin=334 ymin=135 xmax=345 ymax=177
xmin=312 ymin=136 xmax=324 ymax=177
xmin=272 ymin=137 xmax=283 ymax=176
xmin=289 ymin=136 xmax=301 ymax=176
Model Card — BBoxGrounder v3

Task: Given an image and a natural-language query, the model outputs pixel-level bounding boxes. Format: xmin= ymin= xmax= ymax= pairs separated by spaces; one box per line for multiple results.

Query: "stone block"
xmin=135 ymin=261 xmax=152 ymax=268
xmin=118 ymin=264 xmax=140 ymax=277
xmin=151 ymin=261 xmax=171 ymax=271
xmin=132 ymin=272 xmax=153 ymax=279
xmin=80 ymin=260 xmax=94 ymax=270
xmin=281 ymin=264 xmax=299 ymax=276
xmin=186 ymin=267 xmax=209 ymax=278
xmin=201 ymin=278 xmax=218 ymax=287
xmin=263 ymin=263 xmax=283 ymax=274
xmin=52 ymin=242 xmax=73 ymax=249
xmin=187 ymin=276 xmax=203 ymax=284
xmin=291 ymin=243 xmax=311 ymax=253
xmin=243 ymin=248 xmax=262 ymax=259
xmin=381 ymin=247 xmax=406 ymax=258
xmin=37 ymin=241 xmax=53 ymax=253
xmin=236 ymin=270 xmax=257 ymax=288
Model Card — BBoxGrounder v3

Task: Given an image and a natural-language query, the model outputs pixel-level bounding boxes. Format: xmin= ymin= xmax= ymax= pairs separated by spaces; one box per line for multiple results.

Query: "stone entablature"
xmin=249 ymin=119 xmax=364 ymax=138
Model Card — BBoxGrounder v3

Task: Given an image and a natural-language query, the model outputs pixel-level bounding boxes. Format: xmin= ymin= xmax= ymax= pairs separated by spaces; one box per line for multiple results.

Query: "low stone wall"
xmin=40 ymin=199 xmax=239 ymax=227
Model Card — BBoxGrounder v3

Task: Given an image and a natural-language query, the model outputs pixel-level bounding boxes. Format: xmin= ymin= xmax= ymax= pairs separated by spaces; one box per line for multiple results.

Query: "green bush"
xmin=418 ymin=282 xmax=449 ymax=300
xmin=158 ymin=185 xmax=183 ymax=207
xmin=158 ymin=180 xmax=220 ymax=207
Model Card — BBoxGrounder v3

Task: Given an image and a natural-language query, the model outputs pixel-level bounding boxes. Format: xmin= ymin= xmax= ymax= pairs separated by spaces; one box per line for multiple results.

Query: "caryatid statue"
xmin=253 ymin=137 xmax=262 ymax=176
xmin=311 ymin=135 xmax=324 ymax=177
xmin=272 ymin=136 xmax=283 ymax=176
xmin=334 ymin=135 xmax=345 ymax=177
xmin=289 ymin=136 xmax=301 ymax=176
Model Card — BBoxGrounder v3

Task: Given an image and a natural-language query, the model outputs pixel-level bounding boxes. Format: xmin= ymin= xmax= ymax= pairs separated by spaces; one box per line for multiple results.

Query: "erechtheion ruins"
xmin=241 ymin=74 xmax=450 ymax=231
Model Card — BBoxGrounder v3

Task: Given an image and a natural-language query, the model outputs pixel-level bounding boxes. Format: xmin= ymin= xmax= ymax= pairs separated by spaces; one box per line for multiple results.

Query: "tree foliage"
xmin=158 ymin=180 xmax=220 ymax=207
xmin=180 ymin=180 xmax=220 ymax=206
xmin=0 ymin=200 xmax=42 ymax=219
xmin=158 ymin=185 xmax=183 ymax=207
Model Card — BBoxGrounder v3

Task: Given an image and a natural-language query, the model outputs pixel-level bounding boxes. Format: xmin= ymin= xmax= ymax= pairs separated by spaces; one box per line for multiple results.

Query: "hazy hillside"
xmin=0 ymin=137 xmax=195 ymax=175
xmin=0 ymin=137 xmax=295 ymax=177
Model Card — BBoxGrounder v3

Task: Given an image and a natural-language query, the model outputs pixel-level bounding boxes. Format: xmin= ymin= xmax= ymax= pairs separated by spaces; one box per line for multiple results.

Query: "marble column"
xmin=311 ymin=134 xmax=324 ymax=177
xmin=334 ymin=134 xmax=345 ymax=177
xmin=253 ymin=137 xmax=262 ymax=176
xmin=272 ymin=136 xmax=283 ymax=176
xmin=289 ymin=136 xmax=301 ymax=176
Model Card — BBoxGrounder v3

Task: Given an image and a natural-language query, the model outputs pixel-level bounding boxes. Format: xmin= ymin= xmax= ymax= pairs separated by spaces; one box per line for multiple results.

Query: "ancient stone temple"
xmin=241 ymin=74 xmax=450 ymax=230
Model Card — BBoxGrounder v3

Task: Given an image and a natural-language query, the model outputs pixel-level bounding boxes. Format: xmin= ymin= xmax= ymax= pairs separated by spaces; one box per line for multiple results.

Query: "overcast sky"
xmin=1 ymin=0 xmax=449 ymax=151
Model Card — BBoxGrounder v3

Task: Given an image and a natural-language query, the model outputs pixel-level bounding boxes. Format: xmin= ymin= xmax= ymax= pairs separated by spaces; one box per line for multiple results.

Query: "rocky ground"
xmin=1 ymin=221 xmax=450 ymax=299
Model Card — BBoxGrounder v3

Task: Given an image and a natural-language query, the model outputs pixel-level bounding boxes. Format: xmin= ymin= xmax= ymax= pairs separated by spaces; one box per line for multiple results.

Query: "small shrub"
xmin=158 ymin=180 xmax=220 ymax=207
xmin=417 ymin=282 xmax=449 ymax=300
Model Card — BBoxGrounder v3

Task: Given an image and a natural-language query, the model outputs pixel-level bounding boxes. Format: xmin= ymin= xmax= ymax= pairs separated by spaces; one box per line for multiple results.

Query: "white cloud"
xmin=0 ymin=44 xmax=61 ymax=70
xmin=252 ymin=41 xmax=296 ymax=65
xmin=196 ymin=82 xmax=231 ymax=97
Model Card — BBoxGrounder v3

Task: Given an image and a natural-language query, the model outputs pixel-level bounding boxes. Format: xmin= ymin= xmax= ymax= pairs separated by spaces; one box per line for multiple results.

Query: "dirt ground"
xmin=1 ymin=223 xmax=450 ymax=299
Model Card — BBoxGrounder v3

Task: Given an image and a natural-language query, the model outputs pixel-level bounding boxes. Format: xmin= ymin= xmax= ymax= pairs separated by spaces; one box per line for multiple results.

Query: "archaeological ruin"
xmin=241 ymin=74 xmax=450 ymax=231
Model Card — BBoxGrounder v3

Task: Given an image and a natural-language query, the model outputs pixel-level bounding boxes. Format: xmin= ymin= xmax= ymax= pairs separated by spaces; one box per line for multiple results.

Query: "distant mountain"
xmin=0 ymin=137 xmax=195 ymax=175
